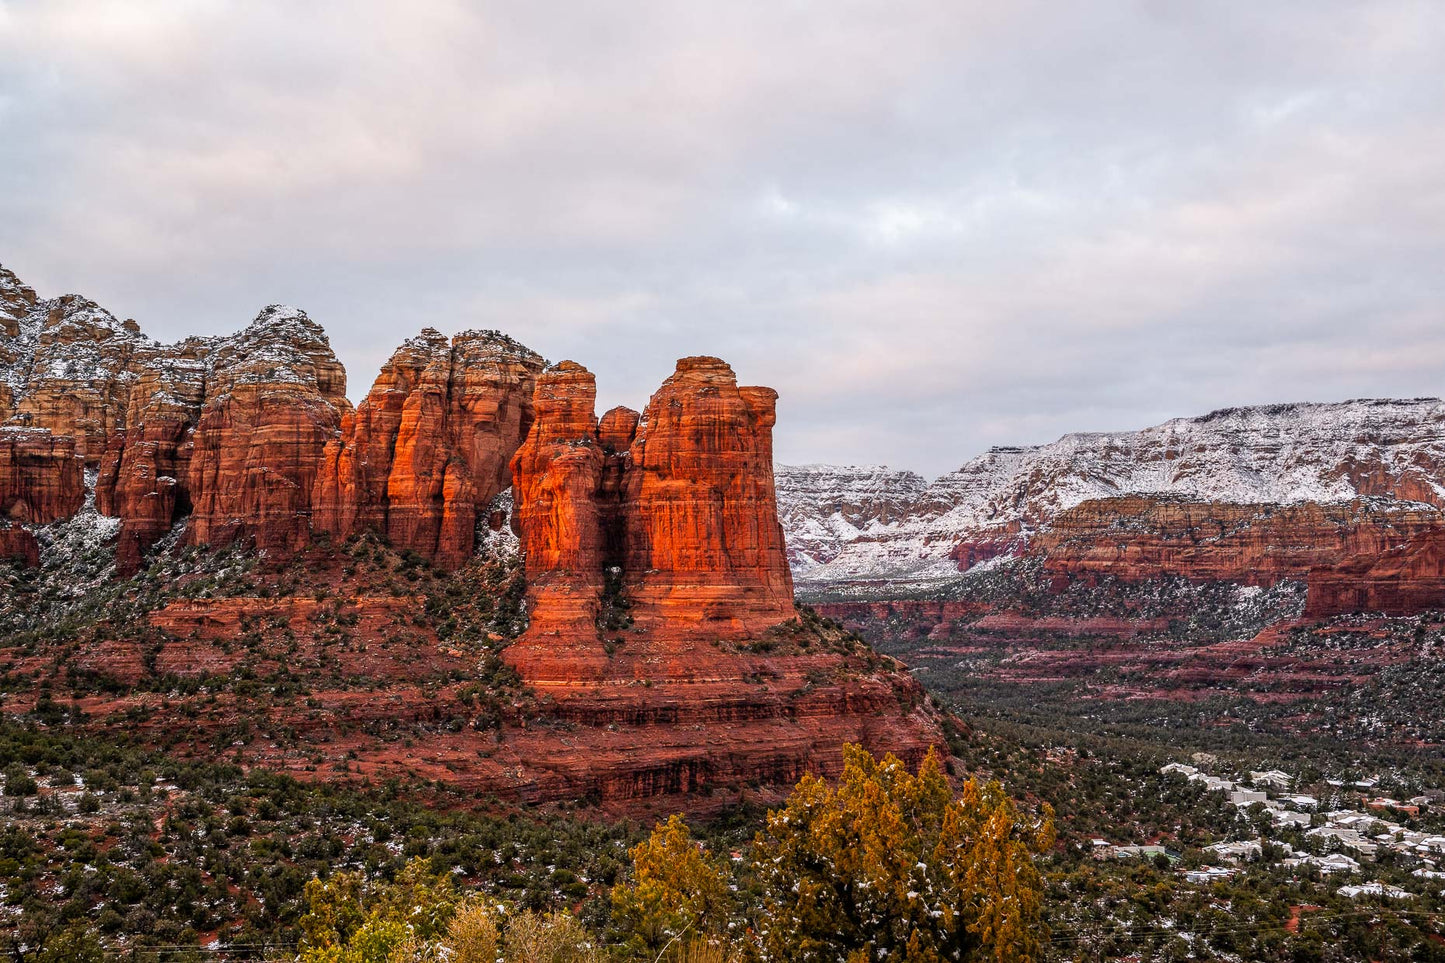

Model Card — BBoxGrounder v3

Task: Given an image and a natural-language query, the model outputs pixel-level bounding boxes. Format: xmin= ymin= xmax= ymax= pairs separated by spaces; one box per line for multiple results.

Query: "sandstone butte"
xmin=0 ymin=264 xmax=945 ymax=808
xmin=499 ymin=357 xmax=942 ymax=798
xmin=507 ymin=356 xmax=795 ymax=680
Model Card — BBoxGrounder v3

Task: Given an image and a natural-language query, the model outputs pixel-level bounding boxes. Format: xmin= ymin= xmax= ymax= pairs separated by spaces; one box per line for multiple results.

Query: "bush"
xmin=503 ymin=910 xmax=600 ymax=963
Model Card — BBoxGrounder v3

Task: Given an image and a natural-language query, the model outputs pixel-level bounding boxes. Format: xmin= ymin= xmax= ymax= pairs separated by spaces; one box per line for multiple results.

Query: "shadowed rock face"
xmin=1029 ymin=495 xmax=1445 ymax=587
xmin=0 ymin=426 xmax=85 ymax=569
xmin=312 ymin=328 xmax=543 ymax=567
xmin=94 ymin=340 xmax=211 ymax=573
xmin=1307 ymin=529 xmax=1445 ymax=617
xmin=0 ymin=427 xmax=85 ymax=524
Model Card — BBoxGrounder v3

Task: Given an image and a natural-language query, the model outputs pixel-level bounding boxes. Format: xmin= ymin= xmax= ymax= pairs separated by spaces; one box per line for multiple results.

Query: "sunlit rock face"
xmin=313 ymin=328 xmax=543 ymax=567
xmin=507 ymin=356 xmax=795 ymax=680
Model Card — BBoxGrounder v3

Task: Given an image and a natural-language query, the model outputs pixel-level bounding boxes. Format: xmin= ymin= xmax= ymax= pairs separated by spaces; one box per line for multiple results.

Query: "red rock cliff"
xmin=1029 ymin=495 xmax=1443 ymax=586
xmin=0 ymin=427 xmax=85 ymax=524
xmin=503 ymin=356 xmax=942 ymax=801
xmin=183 ymin=306 xmax=350 ymax=558
xmin=12 ymin=297 xmax=155 ymax=465
xmin=0 ymin=427 xmax=86 ymax=568
xmin=620 ymin=357 xmax=795 ymax=637
xmin=1306 ymin=529 xmax=1445 ymax=616
xmin=507 ymin=356 xmax=797 ymax=677
xmin=313 ymin=329 xmax=543 ymax=566
xmin=94 ymin=341 xmax=211 ymax=573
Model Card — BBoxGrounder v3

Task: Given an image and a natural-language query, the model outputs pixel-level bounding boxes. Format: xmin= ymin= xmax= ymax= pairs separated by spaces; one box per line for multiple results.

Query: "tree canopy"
xmin=751 ymin=745 xmax=1054 ymax=963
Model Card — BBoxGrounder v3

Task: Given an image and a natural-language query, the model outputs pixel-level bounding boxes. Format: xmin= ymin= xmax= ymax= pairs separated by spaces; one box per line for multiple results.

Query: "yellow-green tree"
xmin=297 ymin=858 xmax=460 ymax=963
xmin=751 ymin=745 xmax=1053 ymax=963
xmin=610 ymin=813 xmax=733 ymax=958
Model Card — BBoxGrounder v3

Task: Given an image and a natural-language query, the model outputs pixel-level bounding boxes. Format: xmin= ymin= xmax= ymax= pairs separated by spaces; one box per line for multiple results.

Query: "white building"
xmin=1298 ymin=853 xmax=1361 ymax=874
xmin=1251 ymin=770 xmax=1293 ymax=790
xmin=1271 ymin=810 xmax=1312 ymax=829
xmin=1189 ymin=773 xmax=1236 ymax=792
xmin=1338 ymin=882 xmax=1409 ymax=899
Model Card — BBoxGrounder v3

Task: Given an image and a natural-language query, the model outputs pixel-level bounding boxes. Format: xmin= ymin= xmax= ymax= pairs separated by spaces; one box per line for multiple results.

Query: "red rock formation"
xmin=507 ymin=357 xmax=798 ymax=679
xmin=1030 ymin=495 xmax=1443 ymax=586
xmin=313 ymin=329 xmax=543 ymax=566
xmin=1306 ymin=529 xmax=1445 ymax=617
xmin=0 ymin=424 xmax=81 ymax=569
xmin=95 ymin=342 xmax=211 ymax=574
xmin=504 ymin=363 xmax=614 ymax=678
xmin=184 ymin=306 xmax=350 ymax=557
xmin=0 ymin=525 xmax=38 ymax=567
xmin=10 ymin=295 xmax=153 ymax=464
xmin=620 ymin=357 xmax=795 ymax=638
xmin=508 ymin=361 xmax=607 ymax=629
xmin=501 ymin=357 xmax=943 ymax=801
xmin=0 ymin=427 xmax=85 ymax=524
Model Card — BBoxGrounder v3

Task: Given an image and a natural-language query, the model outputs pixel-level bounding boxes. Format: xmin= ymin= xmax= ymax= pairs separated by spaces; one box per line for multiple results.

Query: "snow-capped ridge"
xmin=779 ymin=397 xmax=1445 ymax=586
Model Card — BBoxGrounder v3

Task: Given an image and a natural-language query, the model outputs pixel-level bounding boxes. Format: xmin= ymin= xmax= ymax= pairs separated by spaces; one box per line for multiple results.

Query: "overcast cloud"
xmin=2 ymin=1 xmax=1443 ymax=476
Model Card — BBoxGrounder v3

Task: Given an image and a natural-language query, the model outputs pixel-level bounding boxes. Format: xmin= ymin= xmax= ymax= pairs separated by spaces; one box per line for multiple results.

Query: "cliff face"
xmin=775 ymin=464 xmax=929 ymax=573
xmin=506 ymin=362 xmax=612 ymax=649
xmin=94 ymin=342 xmax=211 ymax=573
xmin=1 ymin=266 xmax=547 ymax=574
xmin=507 ymin=357 xmax=798 ymax=680
xmin=1030 ymin=496 xmax=1445 ymax=587
xmin=313 ymin=329 xmax=543 ymax=567
xmin=1307 ymin=530 xmax=1445 ymax=617
xmin=0 ymin=427 xmax=85 ymax=525
xmin=620 ymin=357 xmax=795 ymax=637
xmin=182 ymin=306 xmax=350 ymax=557
xmin=3 ymin=282 xmax=153 ymax=465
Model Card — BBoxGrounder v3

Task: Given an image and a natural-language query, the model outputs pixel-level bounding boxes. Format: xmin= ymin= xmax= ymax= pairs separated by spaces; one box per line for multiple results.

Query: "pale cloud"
xmin=1 ymin=0 xmax=1443 ymax=475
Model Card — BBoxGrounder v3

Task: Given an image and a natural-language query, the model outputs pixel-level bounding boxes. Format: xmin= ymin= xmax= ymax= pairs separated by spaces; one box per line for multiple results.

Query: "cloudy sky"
xmin=2 ymin=1 xmax=1443 ymax=477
